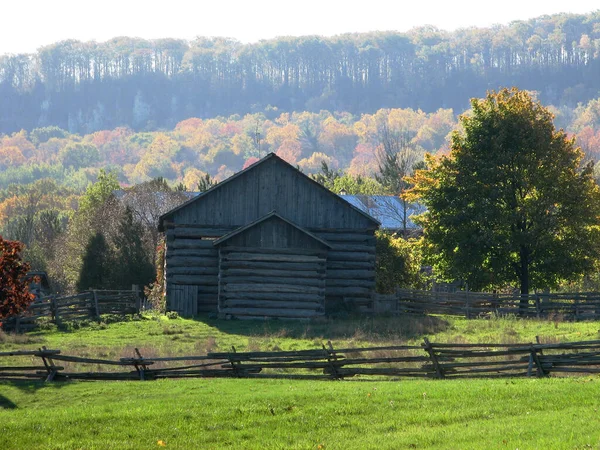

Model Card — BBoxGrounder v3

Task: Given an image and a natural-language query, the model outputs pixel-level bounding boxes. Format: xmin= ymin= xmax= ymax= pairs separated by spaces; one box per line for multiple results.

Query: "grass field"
xmin=2 ymin=313 xmax=600 ymax=449
xmin=2 ymin=377 xmax=600 ymax=449
xmin=2 ymin=313 xmax=599 ymax=358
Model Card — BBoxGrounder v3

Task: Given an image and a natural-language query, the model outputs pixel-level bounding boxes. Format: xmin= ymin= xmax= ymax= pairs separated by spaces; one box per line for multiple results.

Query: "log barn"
xmin=158 ymin=153 xmax=380 ymax=319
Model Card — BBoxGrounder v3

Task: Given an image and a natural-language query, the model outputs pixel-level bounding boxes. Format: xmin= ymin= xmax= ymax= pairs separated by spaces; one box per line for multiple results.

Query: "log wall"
xmin=164 ymin=226 xmax=376 ymax=316
xmin=218 ymin=246 xmax=326 ymax=319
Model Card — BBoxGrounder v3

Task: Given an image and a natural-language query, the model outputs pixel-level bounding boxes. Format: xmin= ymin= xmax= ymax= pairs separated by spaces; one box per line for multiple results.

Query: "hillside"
xmin=1 ymin=11 xmax=600 ymax=134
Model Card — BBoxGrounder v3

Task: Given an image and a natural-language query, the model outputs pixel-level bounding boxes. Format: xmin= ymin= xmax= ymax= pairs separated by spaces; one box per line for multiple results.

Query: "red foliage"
xmin=0 ymin=236 xmax=34 ymax=321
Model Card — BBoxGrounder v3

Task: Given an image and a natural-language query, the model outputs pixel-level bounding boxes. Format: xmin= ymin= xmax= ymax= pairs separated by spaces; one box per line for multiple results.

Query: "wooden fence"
xmin=372 ymin=289 xmax=600 ymax=320
xmin=0 ymin=289 xmax=141 ymax=332
xmin=2 ymin=339 xmax=600 ymax=382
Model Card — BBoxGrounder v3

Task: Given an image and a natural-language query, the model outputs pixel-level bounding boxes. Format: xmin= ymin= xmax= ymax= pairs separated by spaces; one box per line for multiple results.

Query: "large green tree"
xmin=409 ymin=88 xmax=600 ymax=305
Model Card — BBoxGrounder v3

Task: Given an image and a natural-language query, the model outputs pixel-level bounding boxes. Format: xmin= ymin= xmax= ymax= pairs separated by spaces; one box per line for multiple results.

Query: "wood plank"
xmin=223 ymin=283 xmax=324 ymax=294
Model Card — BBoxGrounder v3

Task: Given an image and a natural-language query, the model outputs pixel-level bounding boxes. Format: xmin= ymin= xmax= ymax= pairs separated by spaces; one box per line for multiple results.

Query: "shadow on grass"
xmin=0 ymin=379 xmax=71 ymax=408
xmin=195 ymin=314 xmax=450 ymax=343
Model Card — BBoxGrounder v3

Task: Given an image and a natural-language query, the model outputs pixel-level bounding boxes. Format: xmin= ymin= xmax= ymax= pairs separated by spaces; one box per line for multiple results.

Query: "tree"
xmin=0 ymin=236 xmax=34 ymax=320
xmin=408 ymin=88 xmax=600 ymax=307
xmin=375 ymin=124 xmax=418 ymax=235
xmin=76 ymin=232 xmax=112 ymax=291
xmin=111 ymin=207 xmax=155 ymax=290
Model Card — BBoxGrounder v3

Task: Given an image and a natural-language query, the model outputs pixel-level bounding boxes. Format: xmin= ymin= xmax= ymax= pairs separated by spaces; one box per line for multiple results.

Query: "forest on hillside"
xmin=1 ymin=11 xmax=600 ymax=133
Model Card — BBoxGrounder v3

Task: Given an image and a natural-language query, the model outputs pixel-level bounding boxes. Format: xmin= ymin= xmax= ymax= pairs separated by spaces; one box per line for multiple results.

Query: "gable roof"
xmin=213 ymin=211 xmax=333 ymax=248
xmin=158 ymin=153 xmax=380 ymax=230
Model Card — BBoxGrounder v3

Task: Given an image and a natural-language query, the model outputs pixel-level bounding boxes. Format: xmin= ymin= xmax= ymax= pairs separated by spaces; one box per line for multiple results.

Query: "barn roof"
xmin=213 ymin=211 xmax=333 ymax=248
xmin=158 ymin=153 xmax=380 ymax=231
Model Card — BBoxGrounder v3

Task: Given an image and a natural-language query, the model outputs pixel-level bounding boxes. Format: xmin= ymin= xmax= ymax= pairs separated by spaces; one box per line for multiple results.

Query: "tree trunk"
xmin=519 ymin=245 xmax=530 ymax=314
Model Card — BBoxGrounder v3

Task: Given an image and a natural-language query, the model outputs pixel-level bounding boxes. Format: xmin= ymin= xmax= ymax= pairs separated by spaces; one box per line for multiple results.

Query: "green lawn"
xmin=2 ymin=313 xmax=599 ymax=359
xmin=2 ymin=314 xmax=600 ymax=449
xmin=2 ymin=377 xmax=600 ymax=449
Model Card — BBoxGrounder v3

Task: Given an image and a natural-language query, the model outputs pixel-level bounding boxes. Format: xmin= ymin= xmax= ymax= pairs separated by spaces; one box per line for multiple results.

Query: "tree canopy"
xmin=409 ymin=88 xmax=600 ymax=300
xmin=0 ymin=236 xmax=33 ymax=320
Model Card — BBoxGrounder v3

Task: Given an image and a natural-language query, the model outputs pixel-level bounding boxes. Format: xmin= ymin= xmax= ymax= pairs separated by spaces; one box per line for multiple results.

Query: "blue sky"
xmin=1 ymin=0 xmax=598 ymax=54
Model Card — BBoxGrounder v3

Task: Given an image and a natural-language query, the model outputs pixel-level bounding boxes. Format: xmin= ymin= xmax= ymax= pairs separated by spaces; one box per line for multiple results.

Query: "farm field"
xmin=2 ymin=314 xmax=600 ymax=449
xmin=2 ymin=377 xmax=600 ymax=449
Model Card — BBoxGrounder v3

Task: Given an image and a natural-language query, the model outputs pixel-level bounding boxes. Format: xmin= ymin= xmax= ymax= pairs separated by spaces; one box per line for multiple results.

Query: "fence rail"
xmin=373 ymin=289 xmax=600 ymax=320
xmin=0 ymin=289 xmax=141 ymax=332
xmin=2 ymin=339 xmax=600 ymax=382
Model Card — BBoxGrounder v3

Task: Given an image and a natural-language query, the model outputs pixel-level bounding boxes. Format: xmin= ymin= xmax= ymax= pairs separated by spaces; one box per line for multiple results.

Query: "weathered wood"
xmin=312 ymin=232 xmax=375 ymax=242
xmin=222 ymin=300 xmax=324 ymax=310
xmin=166 ymin=267 xmax=219 ymax=276
xmin=221 ymin=253 xmax=324 ymax=263
xmin=326 ymin=270 xmax=375 ymax=280
xmin=220 ymin=261 xmax=324 ymax=271
xmin=221 ymin=246 xmax=326 ymax=257
xmin=167 ymin=226 xmax=234 ymax=237
xmin=326 ymin=279 xmax=375 ymax=288
xmin=166 ymin=256 xmax=218 ymax=266
xmin=223 ymin=283 xmax=324 ymax=294
xmin=221 ymin=276 xmax=324 ymax=287
xmin=222 ymin=268 xmax=325 ymax=278
xmin=168 ymin=275 xmax=219 ymax=285
xmin=220 ymin=291 xmax=323 ymax=302
xmin=169 ymin=239 xmax=219 ymax=250
xmin=222 ymin=307 xmax=323 ymax=318
xmin=327 ymin=251 xmax=376 ymax=262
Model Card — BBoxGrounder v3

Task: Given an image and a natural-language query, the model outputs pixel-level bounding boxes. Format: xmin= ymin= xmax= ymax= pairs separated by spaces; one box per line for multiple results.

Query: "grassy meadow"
xmin=2 ymin=313 xmax=600 ymax=449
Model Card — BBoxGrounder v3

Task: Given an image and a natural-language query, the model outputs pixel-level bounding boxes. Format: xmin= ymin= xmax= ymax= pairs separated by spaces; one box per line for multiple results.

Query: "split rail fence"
xmin=373 ymin=289 xmax=600 ymax=320
xmin=0 ymin=289 xmax=141 ymax=332
xmin=2 ymin=339 xmax=600 ymax=382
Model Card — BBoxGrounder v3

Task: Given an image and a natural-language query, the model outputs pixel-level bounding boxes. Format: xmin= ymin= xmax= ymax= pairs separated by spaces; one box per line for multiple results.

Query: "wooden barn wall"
xmin=165 ymin=225 xmax=376 ymax=315
xmin=166 ymin=157 xmax=376 ymax=230
xmin=223 ymin=216 xmax=325 ymax=250
xmin=164 ymin=233 xmax=218 ymax=315
xmin=218 ymin=246 xmax=327 ymax=319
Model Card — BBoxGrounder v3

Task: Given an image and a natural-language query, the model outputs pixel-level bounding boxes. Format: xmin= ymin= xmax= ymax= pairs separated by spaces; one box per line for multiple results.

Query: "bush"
xmin=375 ymin=232 xmax=424 ymax=294
xmin=166 ymin=311 xmax=179 ymax=320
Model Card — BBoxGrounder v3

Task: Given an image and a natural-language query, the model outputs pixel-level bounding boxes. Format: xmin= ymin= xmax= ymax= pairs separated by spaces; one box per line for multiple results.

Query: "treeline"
xmin=2 ymin=11 xmax=600 ymax=133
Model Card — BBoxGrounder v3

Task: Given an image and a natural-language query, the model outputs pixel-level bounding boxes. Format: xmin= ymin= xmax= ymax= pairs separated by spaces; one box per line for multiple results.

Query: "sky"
xmin=1 ymin=0 xmax=599 ymax=54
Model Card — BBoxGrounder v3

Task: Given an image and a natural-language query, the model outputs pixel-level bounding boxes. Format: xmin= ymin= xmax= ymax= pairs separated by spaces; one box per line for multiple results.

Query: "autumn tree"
xmin=409 ymin=88 xmax=600 ymax=308
xmin=375 ymin=124 xmax=418 ymax=235
xmin=0 ymin=236 xmax=34 ymax=320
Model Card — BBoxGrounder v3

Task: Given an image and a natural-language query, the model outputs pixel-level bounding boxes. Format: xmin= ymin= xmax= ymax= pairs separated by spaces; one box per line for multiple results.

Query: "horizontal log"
xmin=169 ymin=239 xmax=219 ymax=250
xmin=168 ymin=275 xmax=218 ymax=285
xmin=0 ymin=366 xmax=64 ymax=371
xmin=221 ymin=307 xmax=323 ymax=318
xmin=327 ymin=279 xmax=375 ymax=288
xmin=329 ymin=244 xmax=375 ymax=253
xmin=167 ymin=267 xmax=219 ymax=276
xmin=220 ymin=261 xmax=325 ymax=271
xmin=219 ymin=291 xmax=322 ymax=302
xmin=167 ymin=227 xmax=233 ymax=238
xmin=221 ymin=276 xmax=324 ymax=287
xmin=221 ymin=253 xmax=325 ymax=263
xmin=312 ymin=232 xmax=375 ymax=242
xmin=166 ymin=256 xmax=218 ymax=267
xmin=222 ymin=300 xmax=324 ymax=310
xmin=326 ymin=270 xmax=375 ymax=280
xmin=221 ymin=246 xmax=327 ymax=257
xmin=326 ymin=286 xmax=373 ymax=296
xmin=327 ymin=261 xmax=373 ymax=270
xmin=327 ymin=252 xmax=376 ymax=262
xmin=223 ymin=283 xmax=324 ymax=294
xmin=221 ymin=268 xmax=325 ymax=279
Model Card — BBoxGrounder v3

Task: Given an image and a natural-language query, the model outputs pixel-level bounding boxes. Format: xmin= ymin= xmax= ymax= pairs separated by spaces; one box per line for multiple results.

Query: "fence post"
xmin=423 ymin=338 xmax=444 ymax=379
xmin=575 ymin=293 xmax=580 ymax=321
xmin=132 ymin=284 xmax=141 ymax=313
xmin=324 ymin=341 xmax=340 ymax=380
xmin=534 ymin=294 xmax=541 ymax=319
xmin=15 ymin=316 xmax=21 ymax=334
xmin=92 ymin=290 xmax=100 ymax=319
xmin=228 ymin=346 xmax=243 ymax=378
